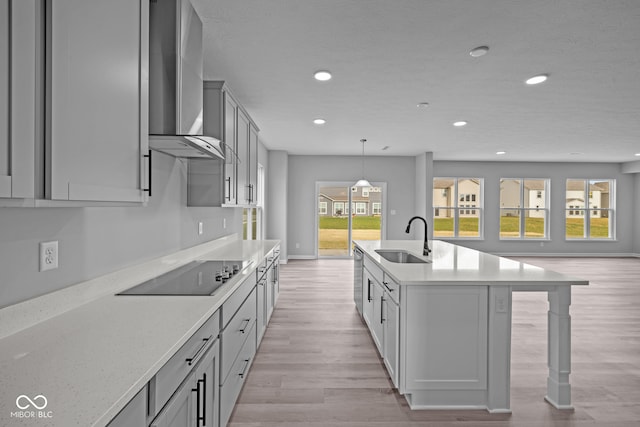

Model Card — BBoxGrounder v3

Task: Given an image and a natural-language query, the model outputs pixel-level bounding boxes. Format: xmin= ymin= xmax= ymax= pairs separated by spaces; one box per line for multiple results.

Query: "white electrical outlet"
xmin=223 ymin=218 xmax=226 ymax=229
xmin=198 ymin=222 xmax=204 ymax=235
xmin=295 ymin=243 xmax=300 ymax=249
xmin=40 ymin=241 xmax=59 ymax=272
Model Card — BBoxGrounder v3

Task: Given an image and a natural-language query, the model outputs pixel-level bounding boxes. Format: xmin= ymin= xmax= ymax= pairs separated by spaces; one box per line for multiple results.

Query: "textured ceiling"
xmin=191 ymin=0 xmax=640 ymax=162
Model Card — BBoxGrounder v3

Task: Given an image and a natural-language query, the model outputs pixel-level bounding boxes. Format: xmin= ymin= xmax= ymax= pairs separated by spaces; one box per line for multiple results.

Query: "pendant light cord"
xmin=360 ymin=138 xmax=366 ymax=179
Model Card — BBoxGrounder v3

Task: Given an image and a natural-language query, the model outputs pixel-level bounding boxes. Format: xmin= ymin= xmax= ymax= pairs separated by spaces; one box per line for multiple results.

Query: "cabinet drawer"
xmin=154 ymin=310 xmax=220 ymax=414
xmin=382 ymin=274 xmax=399 ymax=304
xmin=221 ymin=275 xmax=255 ymax=328
xmin=364 ymin=254 xmax=384 ymax=284
xmin=220 ymin=321 xmax=256 ymax=427
xmin=221 ymin=287 xmax=257 ymax=383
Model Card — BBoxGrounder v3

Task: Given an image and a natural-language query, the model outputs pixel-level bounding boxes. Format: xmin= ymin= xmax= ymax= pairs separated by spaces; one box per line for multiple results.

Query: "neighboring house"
xmin=318 ymin=186 xmax=382 ymax=216
xmin=433 ymin=178 xmax=481 ymax=218
xmin=500 ymin=179 xmax=547 ymax=218
xmin=566 ymin=181 xmax=609 ymax=218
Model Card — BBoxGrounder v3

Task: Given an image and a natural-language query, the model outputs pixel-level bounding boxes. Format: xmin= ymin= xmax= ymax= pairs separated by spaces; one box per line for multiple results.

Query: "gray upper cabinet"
xmin=45 ymin=0 xmax=149 ymax=203
xmin=0 ymin=0 xmax=38 ymax=201
xmin=194 ymin=81 xmax=258 ymax=207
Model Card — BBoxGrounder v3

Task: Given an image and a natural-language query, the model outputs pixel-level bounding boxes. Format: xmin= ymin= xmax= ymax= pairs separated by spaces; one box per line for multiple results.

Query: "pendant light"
xmin=353 ymin=138 xmax=372 ymax=187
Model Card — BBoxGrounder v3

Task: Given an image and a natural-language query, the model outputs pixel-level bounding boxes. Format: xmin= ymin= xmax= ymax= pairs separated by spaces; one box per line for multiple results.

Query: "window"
xmin=362 ymin=187 xmax=369 ymax=197
xmin=333 ymin=202 xmax=345 ymax=216
xmin=352 ymin=202 xmax=367 ymax=215
xmin=566 ymin=179 xmax=615 ymax=239
xmin=432 ymin=177 xmax=483 ymax=238
xmin=372 ymin=202 xmax=381 ymax=215
xmin=319 ymin=201 xmax=327 ymax=215
xmin=500 ymin=179 xmax=549 ymax=239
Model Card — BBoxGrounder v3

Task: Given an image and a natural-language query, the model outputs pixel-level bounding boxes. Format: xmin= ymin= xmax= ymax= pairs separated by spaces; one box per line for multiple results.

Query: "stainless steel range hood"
xmin=148 ymin=0 xmax=224 ymax=160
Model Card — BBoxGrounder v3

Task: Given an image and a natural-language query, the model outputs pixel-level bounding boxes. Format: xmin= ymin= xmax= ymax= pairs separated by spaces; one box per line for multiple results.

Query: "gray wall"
xmin=635 ymin=173 xmax=640 ymax=254
xmin=434 ymin=161 xmax=635 ymax=255
xmin=267 ymin=151 xmax=288 ymax=261
xmin=0 ymin=153 xmax=242 ymax=308
xmin=287 ymin=155 xmax=416 ymax=258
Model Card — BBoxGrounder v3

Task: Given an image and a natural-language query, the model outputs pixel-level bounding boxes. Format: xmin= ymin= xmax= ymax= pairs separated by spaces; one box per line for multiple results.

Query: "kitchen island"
xmin=353 ymin=239 xmax=589 ymax=413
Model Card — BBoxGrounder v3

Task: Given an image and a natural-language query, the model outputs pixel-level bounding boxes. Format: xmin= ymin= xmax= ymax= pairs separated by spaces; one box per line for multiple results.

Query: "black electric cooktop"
xmin=117 ymin=260 xmax=250 ymax=296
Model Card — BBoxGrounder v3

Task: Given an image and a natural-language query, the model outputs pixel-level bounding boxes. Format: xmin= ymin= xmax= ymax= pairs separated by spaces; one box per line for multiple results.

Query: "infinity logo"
xmin=15 ymin=395 xmax=48 ymax=410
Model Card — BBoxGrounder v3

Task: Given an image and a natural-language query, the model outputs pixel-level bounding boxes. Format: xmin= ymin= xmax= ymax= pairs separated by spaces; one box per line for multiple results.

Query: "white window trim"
xmin=499 ymin=178 xmax=550 ymax=240
xmin=565 ymin=179 xmax=616 ymax=240
xmin=433 ymin=177 xmax=484 ymax=239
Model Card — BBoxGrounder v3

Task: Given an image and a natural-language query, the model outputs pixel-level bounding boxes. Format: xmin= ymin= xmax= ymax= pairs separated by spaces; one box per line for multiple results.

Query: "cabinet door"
xmin=193 ymin=340 xmax=220 ymax=427
xmin=370 ymin=281 xmax=384 ymax=355
xmin=247 ymin=124 xmax=258 ymax=204
xmin=0 ymin=0 xmax=37 ymax=199
xmin=235 ymin=109 xmax=249 ymax=204
xmin=223 ymin=92 xmax=237 ymax=204
xmin=362 ymin=270 xmax=375 ymax=328
xmin=256 ymin=277 xmax=266 ymax=345
xmin=151 ymin=372 xmax=197 ymax=427
xmin=383 ymin=296 xmax=399 ymax=387
xmin=46 ymin=0 xmax=148 ymax=203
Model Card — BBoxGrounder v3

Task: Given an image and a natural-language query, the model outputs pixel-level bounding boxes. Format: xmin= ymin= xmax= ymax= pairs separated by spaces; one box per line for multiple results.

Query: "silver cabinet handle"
xmin=238 ymin=358 xmax=250 ymax=378
xmin=381 ymin=296 xmax=386 ymax=324
xmin=186 ymin=335 xmax=213 ymax=366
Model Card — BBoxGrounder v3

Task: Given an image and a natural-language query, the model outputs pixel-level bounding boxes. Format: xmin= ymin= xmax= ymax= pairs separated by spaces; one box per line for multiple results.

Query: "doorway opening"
xmin=316 ymin=182 xmax=386 ymax=258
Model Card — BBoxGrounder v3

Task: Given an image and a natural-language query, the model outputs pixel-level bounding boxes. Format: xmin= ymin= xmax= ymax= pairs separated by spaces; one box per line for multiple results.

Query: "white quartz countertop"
xmin=354 ymin=239 xmax=589 ymax=287
xmin=0 ymin=237 xmax=279 ymax=427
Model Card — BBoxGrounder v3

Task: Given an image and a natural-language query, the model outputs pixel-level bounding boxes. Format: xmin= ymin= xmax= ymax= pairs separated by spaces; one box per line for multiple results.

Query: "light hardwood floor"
xmin=229 ymin=257 xmax=640 ymax=426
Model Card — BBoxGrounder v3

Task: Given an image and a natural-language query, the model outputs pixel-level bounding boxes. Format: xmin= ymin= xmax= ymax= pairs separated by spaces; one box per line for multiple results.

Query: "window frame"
xmin=565 ymin=179 xmax=616 ymax=240
xmin=432 ymin=177 xmax=484 ymax=239
xmin=499 ymin=178 xmax=550 ymax=240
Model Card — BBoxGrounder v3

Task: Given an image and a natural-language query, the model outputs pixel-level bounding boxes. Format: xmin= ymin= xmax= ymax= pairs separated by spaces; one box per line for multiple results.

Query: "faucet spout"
xmin=405 ymin=216 xmax=431 ymax=256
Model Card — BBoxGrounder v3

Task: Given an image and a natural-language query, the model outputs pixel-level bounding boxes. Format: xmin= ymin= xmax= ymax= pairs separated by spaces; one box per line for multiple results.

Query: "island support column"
xmin=545 ymin=285 xmax=573 ymax=409
xmin=487 ymin=285 xmax=512 ymax=413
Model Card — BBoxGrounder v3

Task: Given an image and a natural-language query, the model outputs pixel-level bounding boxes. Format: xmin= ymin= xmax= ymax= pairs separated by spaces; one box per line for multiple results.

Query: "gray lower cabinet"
xmin=151 ymin=339 xmax=220 ymax=427
xmin=107 ymin=387 xmax=147 ymax=427
xmin=219 ymin=278 xmax=258 ymax=427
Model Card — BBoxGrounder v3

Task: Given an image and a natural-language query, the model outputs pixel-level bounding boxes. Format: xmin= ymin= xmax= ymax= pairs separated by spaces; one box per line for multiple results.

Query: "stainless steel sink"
xmin=375 ymin=249 xmax=431 ymax=264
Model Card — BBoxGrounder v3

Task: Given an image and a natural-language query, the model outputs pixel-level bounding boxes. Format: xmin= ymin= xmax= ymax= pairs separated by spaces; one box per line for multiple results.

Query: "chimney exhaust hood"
xmin=148 ymin=0 xmax=224 ymax=160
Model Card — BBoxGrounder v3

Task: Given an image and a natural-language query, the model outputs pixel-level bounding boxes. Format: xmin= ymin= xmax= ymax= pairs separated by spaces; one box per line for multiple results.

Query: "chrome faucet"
xmin=405 ymin=216 xmax=431 ymax=256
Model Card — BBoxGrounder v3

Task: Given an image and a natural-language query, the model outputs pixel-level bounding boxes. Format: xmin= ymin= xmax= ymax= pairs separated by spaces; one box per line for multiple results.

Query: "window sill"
xmin=565 ymin=238 xmax=617 ymax=242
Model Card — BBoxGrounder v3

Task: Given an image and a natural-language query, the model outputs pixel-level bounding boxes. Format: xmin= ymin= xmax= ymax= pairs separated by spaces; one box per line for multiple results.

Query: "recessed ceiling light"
xmin=313 ymin=118 xmax=326 ymax=125
xmin=635 ymin=153 xmax=640 ymax=156
xmin=314 ymin=70 xmax=332 ymax=81
xmin=416 ymin=102 xmax=429 ymax=108
xmin=469 ymin=46 xmax=489 ymax=57
xmin=526 ymin=74 xmax=548 ymax=85
xmin=496 ymin=151 xmax=506 ymax=155
xmin=453 ymin=121 xmax=468 ymax=127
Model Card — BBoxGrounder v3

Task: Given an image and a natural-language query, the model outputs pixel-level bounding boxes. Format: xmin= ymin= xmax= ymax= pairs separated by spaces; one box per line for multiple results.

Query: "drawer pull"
xmin=238 ymin=358 xmax=250 ymax=378
xmin=383 ymin=281 xmax=394 ymax=292
xmin=239 ymin=319 xmax=251 ymax=334
xmin=186 ymin=335 xmax=213 ymax=366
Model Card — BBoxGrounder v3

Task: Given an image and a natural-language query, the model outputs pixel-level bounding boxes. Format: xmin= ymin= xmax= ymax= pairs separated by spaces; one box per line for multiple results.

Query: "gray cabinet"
xmin=0 ymin=0 xmax=38 ymax=201
xmin=107 ymin=387 xmax=148 ymax=427
xmin=45 ymin=0 xmax=149 ymax=203
xmin=198 ymin=81 xmax=258 ymax=207
xmin=1 ymin=0 xmax=149 ymax=206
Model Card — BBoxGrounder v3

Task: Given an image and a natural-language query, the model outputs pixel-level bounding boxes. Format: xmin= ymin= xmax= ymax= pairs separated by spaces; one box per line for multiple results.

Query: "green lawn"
xmin=319 ymin=216 xmax=381 ymax=230
xmin=434 ymin=216 xmax=610 ymax=238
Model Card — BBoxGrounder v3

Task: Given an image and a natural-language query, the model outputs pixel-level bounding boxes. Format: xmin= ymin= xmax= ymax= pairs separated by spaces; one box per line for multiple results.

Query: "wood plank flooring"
xmin=228 ymin=257 xmax=640 ymax=426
